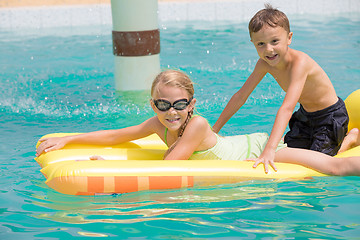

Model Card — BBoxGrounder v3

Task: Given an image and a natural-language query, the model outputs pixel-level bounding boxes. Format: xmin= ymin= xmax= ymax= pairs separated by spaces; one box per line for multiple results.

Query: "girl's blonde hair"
xmin=151 ymin=70 xmax=195 ymax=158
xmin=151 ymin=70 xmax=194 ymax=99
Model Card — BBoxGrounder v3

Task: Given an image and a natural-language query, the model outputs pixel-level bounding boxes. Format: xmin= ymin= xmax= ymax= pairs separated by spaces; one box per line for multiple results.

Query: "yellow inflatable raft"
xmin=34 ymin=90 xmax=360 ymax=195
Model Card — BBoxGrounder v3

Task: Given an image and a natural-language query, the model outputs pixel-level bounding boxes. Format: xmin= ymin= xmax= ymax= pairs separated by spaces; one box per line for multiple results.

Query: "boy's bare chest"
xmin=268 ymin=71 xmax=290 ymax=92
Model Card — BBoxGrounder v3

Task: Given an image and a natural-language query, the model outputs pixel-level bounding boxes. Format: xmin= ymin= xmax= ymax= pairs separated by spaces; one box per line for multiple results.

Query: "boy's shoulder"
xmin=290 ymin=49 xmax=315 ymax=65
xmin=254 ymin=49 xmax=319 ymax=78
xmin=289 ymin=49 xmax=321 ymax=74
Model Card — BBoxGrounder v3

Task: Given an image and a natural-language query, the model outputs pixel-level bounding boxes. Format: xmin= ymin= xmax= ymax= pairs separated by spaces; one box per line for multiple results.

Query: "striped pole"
xmin=111 ymin=0 xmax=161 ymax=91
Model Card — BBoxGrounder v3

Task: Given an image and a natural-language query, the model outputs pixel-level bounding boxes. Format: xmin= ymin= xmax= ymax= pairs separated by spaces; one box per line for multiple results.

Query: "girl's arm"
xmin=36 ymin=117 xmax=158 ymax=156
xmin=212 ymin=59 xmax=267 ymax=133
xmin=164 ymin=116 xmax=215 ymax=160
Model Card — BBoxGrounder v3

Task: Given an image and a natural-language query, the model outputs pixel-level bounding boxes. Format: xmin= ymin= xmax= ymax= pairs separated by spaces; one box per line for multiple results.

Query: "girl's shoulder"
xmin=188 ymin=115 xmax=211 ymax=129
xmin=190 ymin=114 xmax=206 ymax=122
xmin=141 ymin=116 xmax=165 ymax=133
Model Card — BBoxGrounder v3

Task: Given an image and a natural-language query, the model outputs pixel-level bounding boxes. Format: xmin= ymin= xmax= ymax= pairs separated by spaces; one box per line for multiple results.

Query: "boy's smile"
xmin=251 ymin=26 xmax=292 ymax=67
xmin=266 ymin=54 xmax=278 ymax=60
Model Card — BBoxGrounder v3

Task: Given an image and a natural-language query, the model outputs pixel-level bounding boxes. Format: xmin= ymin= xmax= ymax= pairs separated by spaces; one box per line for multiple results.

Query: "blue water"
xmin=1 ymin=13 xmax=360 ymax=239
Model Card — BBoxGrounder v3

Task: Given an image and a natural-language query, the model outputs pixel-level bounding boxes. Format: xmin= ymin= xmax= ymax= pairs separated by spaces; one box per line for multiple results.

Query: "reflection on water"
xmin=20 ymin=177 xmax=359 ymax=238
xmin=30 ymin=178 xmax=351 ymax=222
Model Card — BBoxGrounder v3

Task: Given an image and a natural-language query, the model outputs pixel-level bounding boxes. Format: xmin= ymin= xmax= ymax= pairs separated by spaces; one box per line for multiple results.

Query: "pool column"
xmin=111 ymin=0 xmax=160 ymax=91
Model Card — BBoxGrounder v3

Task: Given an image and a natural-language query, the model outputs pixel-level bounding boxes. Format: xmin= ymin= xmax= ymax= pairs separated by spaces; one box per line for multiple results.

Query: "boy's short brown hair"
xmin=248 ymin=4 xmax=290 ymax=37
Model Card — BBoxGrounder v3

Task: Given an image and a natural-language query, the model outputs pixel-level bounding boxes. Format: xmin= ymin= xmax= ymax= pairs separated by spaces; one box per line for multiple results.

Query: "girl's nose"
xmin=167 ymin=107 xmax=177 ymax=114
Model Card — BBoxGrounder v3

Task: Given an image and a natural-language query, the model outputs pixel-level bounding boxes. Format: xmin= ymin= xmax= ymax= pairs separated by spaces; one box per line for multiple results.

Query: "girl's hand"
xmin=252 ymin=149 xmax=277 ymax=174
xmin=89 ymin=155 xmax=105 ymax=160
xmin=35 ymin=137 xmax=68 ymax=157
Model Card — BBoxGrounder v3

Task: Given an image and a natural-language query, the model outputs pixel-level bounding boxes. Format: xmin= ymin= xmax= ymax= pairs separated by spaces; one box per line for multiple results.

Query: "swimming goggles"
xmin=153 ymin=98 xmax=192 ymax=111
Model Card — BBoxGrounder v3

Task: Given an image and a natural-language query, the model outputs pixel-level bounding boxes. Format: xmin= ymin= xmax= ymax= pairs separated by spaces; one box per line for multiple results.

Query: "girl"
xmin=36 ymin=70 xmax=360 ymax=176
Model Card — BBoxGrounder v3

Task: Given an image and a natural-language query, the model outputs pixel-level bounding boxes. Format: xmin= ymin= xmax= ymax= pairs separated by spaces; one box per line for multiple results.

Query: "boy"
xmin=212 ymin=4 xmax=349 ymax=172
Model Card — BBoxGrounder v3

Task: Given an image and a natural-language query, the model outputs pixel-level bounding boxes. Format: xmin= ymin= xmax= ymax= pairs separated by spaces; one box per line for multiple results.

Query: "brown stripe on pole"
xmin=112 ymin=29 xmax=160 ymax=56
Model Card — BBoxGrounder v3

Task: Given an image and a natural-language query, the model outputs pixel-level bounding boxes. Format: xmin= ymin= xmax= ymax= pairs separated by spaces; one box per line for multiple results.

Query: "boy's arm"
xmin=253 ymin=61 xmax=308 ymax=172
xmin=212 ymin=60 xmax=267 ymax=133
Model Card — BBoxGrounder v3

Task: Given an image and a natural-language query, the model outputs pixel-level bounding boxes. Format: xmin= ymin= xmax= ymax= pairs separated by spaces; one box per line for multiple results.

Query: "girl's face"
xmin=151 ymin=84 xmax=195 ymax=133
xmin=251 ymin=26 xmax=293 ymax=67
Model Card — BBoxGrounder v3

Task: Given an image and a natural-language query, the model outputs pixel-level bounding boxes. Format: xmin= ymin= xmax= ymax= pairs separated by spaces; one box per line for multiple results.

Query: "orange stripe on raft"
xmin=188 ymin=176 xmax=194 ymax=187
xmin=76 ymin=176 xmax=195 ymax=195
xmin=149 ymin=176 xmax=193 ymax=190
xmin=115 ymin=176 xmax=138 ymax=193
xmin=87 ymin=176 xmax=104 ymax=193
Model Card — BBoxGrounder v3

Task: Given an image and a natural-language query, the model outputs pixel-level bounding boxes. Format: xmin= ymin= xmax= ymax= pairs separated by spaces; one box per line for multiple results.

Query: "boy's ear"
xmin=287 ymin=32 xmax=293 ymax=45
xmin=249 ymin=32 xmax=254 ymax=42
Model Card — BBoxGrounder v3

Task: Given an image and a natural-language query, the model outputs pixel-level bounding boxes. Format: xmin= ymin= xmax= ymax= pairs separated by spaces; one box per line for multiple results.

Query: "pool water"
xmin=1 ymin=14 xmax=360 ymax=239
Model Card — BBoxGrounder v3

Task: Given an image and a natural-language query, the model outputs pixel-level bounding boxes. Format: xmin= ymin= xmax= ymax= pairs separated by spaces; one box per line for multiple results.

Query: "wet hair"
xmin=151 ymin=69 xmax=194 ymax=100
xmin=248 ymin=3 xmax=290 ymax=37
xmin=151 ymin=70 xmax=195 ymax=158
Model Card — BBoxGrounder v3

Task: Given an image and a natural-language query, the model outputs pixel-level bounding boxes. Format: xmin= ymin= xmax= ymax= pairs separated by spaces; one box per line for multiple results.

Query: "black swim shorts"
xmin=284 ymin=97 xmax=349 ymax=156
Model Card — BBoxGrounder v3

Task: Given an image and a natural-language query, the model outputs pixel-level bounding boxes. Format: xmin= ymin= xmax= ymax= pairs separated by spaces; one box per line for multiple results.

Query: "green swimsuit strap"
xmin=245 ymin=134 xmax=251 ymax=159
xmin=164 ymin=128 xmax=168 ymax=146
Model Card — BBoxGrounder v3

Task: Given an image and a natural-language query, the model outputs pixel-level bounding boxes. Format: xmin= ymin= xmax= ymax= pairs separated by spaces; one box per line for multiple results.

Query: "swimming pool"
xmin=1 ymin=13 xmax=360 ymax=239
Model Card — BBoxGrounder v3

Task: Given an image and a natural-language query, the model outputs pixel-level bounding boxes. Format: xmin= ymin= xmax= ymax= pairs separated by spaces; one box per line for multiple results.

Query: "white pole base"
xmin=114 ymin=55 xmax=160 ymax=91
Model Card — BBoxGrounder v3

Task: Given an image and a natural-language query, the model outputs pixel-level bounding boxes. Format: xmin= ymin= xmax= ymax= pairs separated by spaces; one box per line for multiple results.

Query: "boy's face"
xmin=250 ymin=26 xmax=293 ymax=67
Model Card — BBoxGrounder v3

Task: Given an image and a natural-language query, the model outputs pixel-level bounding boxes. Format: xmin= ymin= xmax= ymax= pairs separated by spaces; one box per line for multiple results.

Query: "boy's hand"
xmin=252 ymin=149 xmax=277 ymax=173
